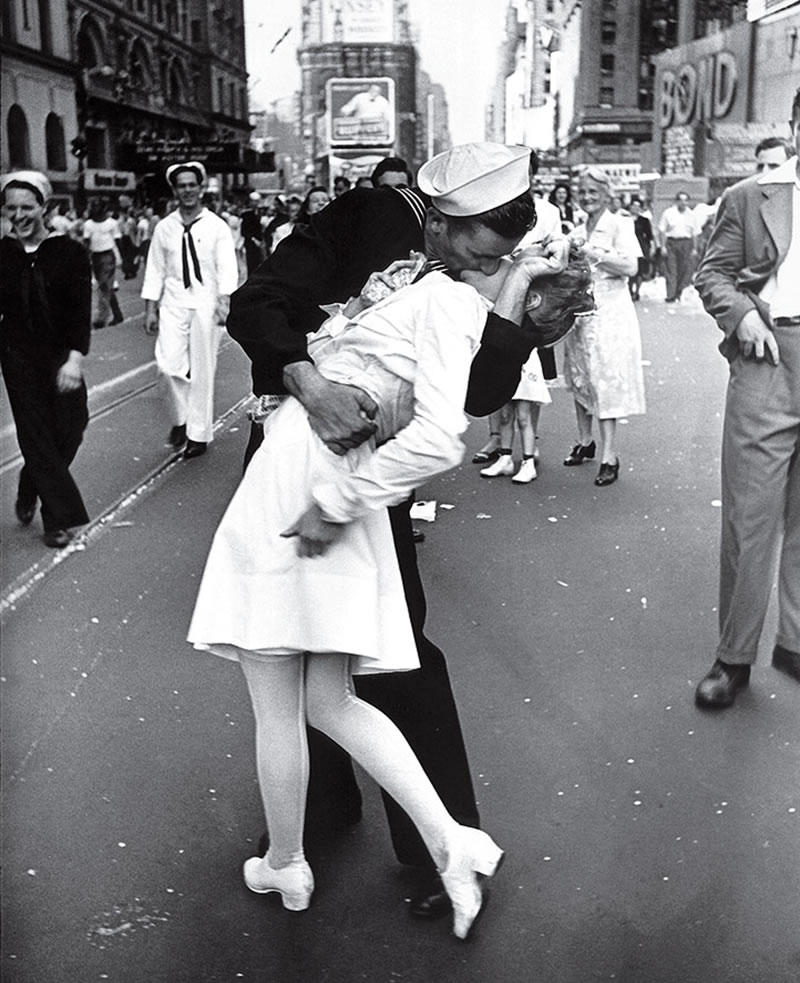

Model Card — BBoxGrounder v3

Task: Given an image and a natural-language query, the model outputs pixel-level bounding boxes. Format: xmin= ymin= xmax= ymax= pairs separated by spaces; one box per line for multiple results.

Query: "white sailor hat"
xmin=0 ymin=170 xmax=52 ymax=204
xmin=417 ymin=143 xmax=531 ymax=217
xmin=165 ymin=160 xmax=207 ymax=186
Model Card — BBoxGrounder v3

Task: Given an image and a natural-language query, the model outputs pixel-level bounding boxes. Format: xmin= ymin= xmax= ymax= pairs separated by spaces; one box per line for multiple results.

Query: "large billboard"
xmin=327 ymin=77 xmax=395 ymax=147
xmin=321 ymin=0 xmax=395 ymax=42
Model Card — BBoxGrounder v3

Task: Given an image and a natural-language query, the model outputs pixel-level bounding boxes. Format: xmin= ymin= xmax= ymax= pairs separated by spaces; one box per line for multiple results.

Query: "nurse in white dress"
xmin=187 ymin=143 xmax=551 ymax=941
xmin=562 ymin=167 xmax=646 ymax=486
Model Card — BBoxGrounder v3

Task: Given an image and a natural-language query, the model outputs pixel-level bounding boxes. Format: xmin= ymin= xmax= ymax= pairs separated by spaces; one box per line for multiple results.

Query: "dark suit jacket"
xmin=694 ymin=162 xmax=795 ymax=361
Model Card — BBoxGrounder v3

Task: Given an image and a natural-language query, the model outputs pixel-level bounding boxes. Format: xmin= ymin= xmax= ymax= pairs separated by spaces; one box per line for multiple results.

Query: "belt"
xmin=774 ymin=316 xmax=800 ymax=326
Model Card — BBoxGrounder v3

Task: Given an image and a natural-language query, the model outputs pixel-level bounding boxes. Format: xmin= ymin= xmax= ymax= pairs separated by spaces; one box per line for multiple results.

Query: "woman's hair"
xmin=444 ymin=191 xmax=536 ymax=241
xmin=548 ymin=182 xmax=572 ymax=205
xmin=577 ymin=166 xmax=614 ymax=194
xmin=526 ymin=251 xmax=595 ymax=347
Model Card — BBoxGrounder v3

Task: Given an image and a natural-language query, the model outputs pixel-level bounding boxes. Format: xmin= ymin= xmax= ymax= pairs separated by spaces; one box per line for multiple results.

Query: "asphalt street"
xmin=1 ymin=273 xmax=798 ymax=983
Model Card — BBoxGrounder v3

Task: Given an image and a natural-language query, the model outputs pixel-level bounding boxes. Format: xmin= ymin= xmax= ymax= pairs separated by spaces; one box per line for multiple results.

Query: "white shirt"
xmin=516 ymin=198 xmax=563 ymax=248
xmin=659 ymin=205 xmax=698 ymax=240
xmin=141 ymin=208 xmax=239 ymax=310
xmin=48 ymin=214 xmax=73 ymax=235
xmin=340 ymin=91 xmax=390 ymax=120
xmin=83 ymin=217 xmax=121 ymax=253
xmin=757 ymin=155 xmax=800 ymax=319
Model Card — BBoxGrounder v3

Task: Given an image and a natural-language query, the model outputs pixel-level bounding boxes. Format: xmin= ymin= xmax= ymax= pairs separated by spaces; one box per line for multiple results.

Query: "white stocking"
xmin=239 ymin=651 xmax=308 ymax=869
xmin=305 ymin=653 xmax=458 ymax=869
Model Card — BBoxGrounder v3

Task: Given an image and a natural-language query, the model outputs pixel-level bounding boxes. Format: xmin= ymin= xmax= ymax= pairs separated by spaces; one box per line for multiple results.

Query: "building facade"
xmin=2 ymin=0 xmax=80 ymax=198
xmin=297 ymin=0 xmax=447 ymax=188
xmin=653 ymin=1 xmax=800 ymax=196
xmin=487 ymin=0 xmax=797 ymax=198
xmin=2 ymin=0 xmax=252 ymax=205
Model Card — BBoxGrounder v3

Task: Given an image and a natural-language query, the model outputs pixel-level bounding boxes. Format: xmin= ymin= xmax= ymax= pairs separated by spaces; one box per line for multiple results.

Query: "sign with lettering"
xmin=653 ymin=20 xmax=751 ymax=131
xmin=327 ymin=78 xmax=395 ymax=147
xmin=658 ymin=52 xmax=738 ymax=128
xmin=119 ymin=140 xmax=244 ymax=171
xmin=82 ymin=169 xmax=137 ymax=192
xmin=321 ymin=0 xmax=395 ymax=43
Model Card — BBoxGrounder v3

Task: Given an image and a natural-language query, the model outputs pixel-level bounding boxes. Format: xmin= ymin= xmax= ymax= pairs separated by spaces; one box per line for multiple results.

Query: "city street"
xmin=1 ymin=276 xmax=798 ymax=983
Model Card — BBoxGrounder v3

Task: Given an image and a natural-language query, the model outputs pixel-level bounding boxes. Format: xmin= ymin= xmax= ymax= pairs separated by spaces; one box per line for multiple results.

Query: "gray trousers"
xmin=664 ymin=238 xmax=694 ymax=300
xmin=717 ymin=324 xmax=800 ymax=664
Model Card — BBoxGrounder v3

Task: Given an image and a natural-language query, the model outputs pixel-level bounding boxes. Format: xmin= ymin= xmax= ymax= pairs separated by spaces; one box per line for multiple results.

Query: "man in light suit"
xmin=693 ymin=88 xmax=800 ymax=708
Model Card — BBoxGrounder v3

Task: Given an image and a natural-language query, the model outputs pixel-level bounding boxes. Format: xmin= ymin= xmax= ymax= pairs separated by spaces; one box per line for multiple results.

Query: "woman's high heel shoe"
xmin=563 ymin=440 xmax=596 ymax=466
xmin=594 ymin=459 xmax=620 ymax=486
xmin=438 ymin=827 xmax=505 ymax=941
xmin=242 ymin=855 xmax=314 ymax=911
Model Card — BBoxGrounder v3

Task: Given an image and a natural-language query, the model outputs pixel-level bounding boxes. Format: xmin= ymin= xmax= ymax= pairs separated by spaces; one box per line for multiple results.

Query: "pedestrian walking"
xmin=472 ymin=150 xmax=566 ymax=466
xmin=240 ymin=195 xmax=265 ymax=276
xmin=548 ymin=181 xmax=575 ymax=233
xmin=693 ymin=88 xmax=800 ymax=709
xmin=141 ymin=160 xmax=239 ymax=459
xmin=658 ymin=190 xmax=698 ymax=303
xmin=562 ymin=166 xmax=646 ymax=486
xmin=136 ymin=206 xmax=154 ymax=267
xmin=628 ymin=197 xmax=654 ymax=301
xmin=189 ymin=145 xmax=584 ymax=939
xmin=0 ymin=171 xmax=91 ymax=548
xmin=754 ymin=135 xmax=793 ymax=173
xmin=227 ymin=142 xmax=569 ymax=921
xmin=82 ymin=199 xmax=124 ymax=328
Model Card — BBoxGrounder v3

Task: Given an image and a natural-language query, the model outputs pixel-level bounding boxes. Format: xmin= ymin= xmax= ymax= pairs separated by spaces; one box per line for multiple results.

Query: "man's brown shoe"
xmin=695 ymin=659 xmax=751 ymax=709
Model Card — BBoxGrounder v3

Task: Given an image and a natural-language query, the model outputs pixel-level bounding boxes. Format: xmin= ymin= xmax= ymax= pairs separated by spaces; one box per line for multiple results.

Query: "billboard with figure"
xmin=327 ymin=77 xmax=395 ymax=147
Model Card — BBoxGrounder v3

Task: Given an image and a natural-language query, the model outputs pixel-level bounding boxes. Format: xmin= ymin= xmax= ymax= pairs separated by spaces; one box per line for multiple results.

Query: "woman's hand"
xmin=359 ymin=251 xmax=426 ymax=306
xmin=281 ymin=503 xmax=344 ymax=557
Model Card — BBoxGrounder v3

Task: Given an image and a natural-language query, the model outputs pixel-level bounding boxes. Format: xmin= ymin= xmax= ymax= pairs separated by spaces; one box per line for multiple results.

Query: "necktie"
xmin=181 ymin=219 xmax=203 ymax=288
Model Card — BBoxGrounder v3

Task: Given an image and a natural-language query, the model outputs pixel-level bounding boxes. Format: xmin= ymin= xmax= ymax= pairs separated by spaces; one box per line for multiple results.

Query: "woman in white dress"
xmin=562 ymin=167 xmax=647 ymax=486
xmin=187 ymin=140 xmax=590 ymax=940
xmin=187 ymin=246 xmax=592 ymax=944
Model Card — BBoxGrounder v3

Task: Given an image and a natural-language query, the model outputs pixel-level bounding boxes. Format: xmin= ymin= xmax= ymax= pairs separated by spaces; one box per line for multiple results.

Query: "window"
xmin=85 ymin=125 xmax=107 ymax=168
xmin=601 ymin=20 xmax=616 ymax=45
xmin=129 ymin=40 xmax=151 ymax=89
xmin=45 ymin=112 xmax=66 ymax=170
xmin=169 ymin=61 xmax=185 ymax=103
xmin=599 ymin=86 xmax=615 ymax=107
xmin=191 ymin=19 xmax=202 ymax=43
xmin=38 ymin=0 xmax=52 ymax=54
xmin=76 ymin=15 xmax=103 ymax=68
xmin=217 ymin=77 xmax=225 ymax=113
xmin=7 ymin=105 xmax=31 ymax=168
xmin=601 ymin=53 xmax=615 ymax=77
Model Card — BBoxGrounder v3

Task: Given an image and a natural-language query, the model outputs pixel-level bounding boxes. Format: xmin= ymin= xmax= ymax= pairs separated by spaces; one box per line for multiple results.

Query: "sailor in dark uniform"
xmin=227 ymin=142 xmax=568 ymax=918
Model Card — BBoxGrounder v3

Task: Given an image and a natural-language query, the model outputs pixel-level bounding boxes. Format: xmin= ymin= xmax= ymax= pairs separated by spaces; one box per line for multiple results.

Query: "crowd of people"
xmin=2 ymin=95 xmax=798 ymax=944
